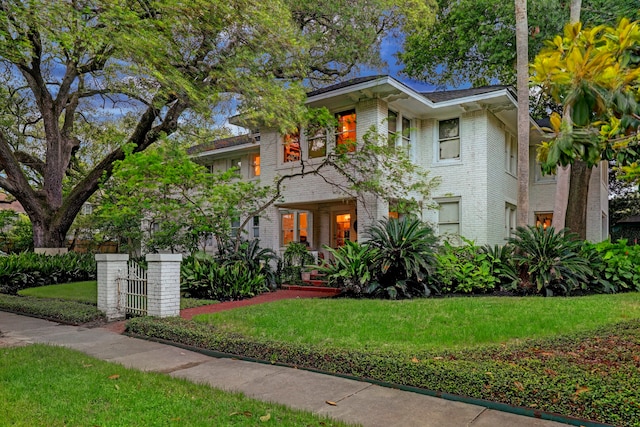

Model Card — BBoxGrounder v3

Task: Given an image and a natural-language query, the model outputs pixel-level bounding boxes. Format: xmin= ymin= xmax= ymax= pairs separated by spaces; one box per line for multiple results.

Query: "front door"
xmin=334 ymin=212 xmax=355 ymax=248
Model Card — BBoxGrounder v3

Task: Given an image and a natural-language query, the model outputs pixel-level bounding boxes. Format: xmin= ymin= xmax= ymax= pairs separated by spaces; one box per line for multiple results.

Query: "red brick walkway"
xmin=101 ymin=289 xmax=337 ymax=333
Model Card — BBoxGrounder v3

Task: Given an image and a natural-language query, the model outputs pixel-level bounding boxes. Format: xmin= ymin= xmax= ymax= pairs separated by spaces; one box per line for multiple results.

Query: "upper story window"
xmin=251 ymin=153 xmax=261 ymax=177
xmin=283 ymin=130 xmax=301 ymax=163
xmin=505 ymin=132 xmax=517 ymax=175
xmin=438 ymin=118 xmax=460 ymax=161
xmin=308 ymin=128 xmax=327 ymax=158
xmin=388 ymin=110 xmax=412 ymax=155
xmin=336 ymin=110 xmax=356 ymax=152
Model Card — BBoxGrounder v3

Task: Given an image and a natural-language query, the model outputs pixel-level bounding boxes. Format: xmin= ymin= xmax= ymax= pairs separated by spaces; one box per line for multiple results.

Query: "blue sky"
xmin=375 ymin=34 xmax=438 ymax=93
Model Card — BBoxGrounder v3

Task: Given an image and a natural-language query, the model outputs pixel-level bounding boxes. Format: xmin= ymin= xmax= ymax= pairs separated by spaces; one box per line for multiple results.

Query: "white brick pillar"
xmin=146 ymin=253 xmax=182 ymax=318
xmin=95 ymin=254 xmax=129 ymax=321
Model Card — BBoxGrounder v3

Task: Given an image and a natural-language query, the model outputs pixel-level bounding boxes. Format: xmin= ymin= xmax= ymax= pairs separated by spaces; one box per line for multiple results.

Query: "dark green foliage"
xmin=0 ymin=252 xmax=97 ymax=295
xmin=316 ymin=241 xmax=375 ymax=296
xmin=582 ymin=240 xmax=640 ymax=294
xmin=180 ymin=248 xmax=270 ymax=301
xmin=127 ymin=316 xmax=640 ymax=426
xmin=0 ymin=294 xmax=105 ymax=325
xmin=280 ymin=242 xmax=316 ymax=285
xmin=434 ymin=241 xmax=518 ymax=294
xmin=364 ymin=217 xmax=439 ymax=299
xmin=509 ymin=226 xmax=592 ymax=296
xmin=220 ymin=239 xmax=279 ymax=290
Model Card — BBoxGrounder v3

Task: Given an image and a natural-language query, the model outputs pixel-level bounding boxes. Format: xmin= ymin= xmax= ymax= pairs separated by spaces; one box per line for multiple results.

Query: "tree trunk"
xmin=565 ymin=159 xmax=591 ymax=239
xmin=551 ymin=0 xmax=582 ymax=231
xmin=515 ymin=0 xmax=530 ymax=227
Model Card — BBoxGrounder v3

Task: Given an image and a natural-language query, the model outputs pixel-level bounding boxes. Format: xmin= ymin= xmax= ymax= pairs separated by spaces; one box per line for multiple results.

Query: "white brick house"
xmin=189 ymin=75 xmax=608 ymax=257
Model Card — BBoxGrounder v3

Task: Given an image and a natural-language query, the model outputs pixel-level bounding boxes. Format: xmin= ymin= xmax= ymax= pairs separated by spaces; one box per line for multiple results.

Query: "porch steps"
xmin=280 ymin=284 xmax=341 ymax=295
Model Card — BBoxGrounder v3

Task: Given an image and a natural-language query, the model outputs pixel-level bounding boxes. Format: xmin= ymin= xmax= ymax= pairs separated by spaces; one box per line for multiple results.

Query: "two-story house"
xmin=189 ymin=75 xmax=608 ymax=258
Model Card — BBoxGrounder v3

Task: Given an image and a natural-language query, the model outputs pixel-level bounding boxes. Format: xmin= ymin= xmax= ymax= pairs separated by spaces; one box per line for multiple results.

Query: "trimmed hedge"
xmin=0 ymin=294 xmax=106 ymax=325
xmin=0 ymin=252 xmax=97 ymax=295
xmin=126 ymin=316 xmax=640 ymax=426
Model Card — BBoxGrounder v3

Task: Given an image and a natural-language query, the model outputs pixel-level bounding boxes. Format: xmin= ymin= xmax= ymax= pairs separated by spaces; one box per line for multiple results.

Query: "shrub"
xmin=280 ymin=242 xmax=316 ymax=285
xmin=0 ymin=252 xmax=97 ymax=295
xmin=0 ymin=294 xmax=105 ymax=324
xmin=582 ymin=240 xmax=640 ymax=294
xmin=509 ymin=226 xmax=592 ymax=296
xmin=221 ymin=239 xmax=279 ymax=290
xmin=365 ymin=217 xmax=439 ymax=299
xmin=316 ymin=241 xmax=376 ymax=296
xmin=180 ymin=251 xmax=269 ymax=301
xmin=434 ymin=241 xmax=515 ymax=294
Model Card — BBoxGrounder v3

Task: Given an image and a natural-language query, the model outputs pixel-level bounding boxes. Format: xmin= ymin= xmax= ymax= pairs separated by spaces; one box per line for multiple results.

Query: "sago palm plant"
xmin=364 ymin=216 xmax=439 ymax=299
xmin=509 ymin=225 xmax=592 ymax=296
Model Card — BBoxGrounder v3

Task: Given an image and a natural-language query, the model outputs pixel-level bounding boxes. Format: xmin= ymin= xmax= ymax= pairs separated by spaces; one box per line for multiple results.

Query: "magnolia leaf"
xmin=260 ymin=413 xmax=271 ymax=422
xmin=514 ymin=381 xmax=525 ymax=391
xmin=325 ymin=401 xmax=337 ymax=406
xmin=575 ymin=385 xmax=590 ymax=396
xmin=108 ymin=374 xmax=120 ymax=380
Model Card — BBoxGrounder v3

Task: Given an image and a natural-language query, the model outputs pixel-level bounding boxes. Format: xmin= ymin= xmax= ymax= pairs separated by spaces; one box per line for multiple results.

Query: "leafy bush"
xmin=0 ymin=252 xmax=97 ymax=295
xmin=316 ymin=241 xmax=376 ymax=296
xmin=434 ymin=241 xmax=517 ymax=294
xmin=582 ymin=239 xmax=640 ymax=293
xmin=181 ymin=251 xmax=269 ymax=301
xmin=280 ymin=242 xmax=316 ymax=285
xmin=509 ymin=226 xmax=592 ymax=296
xmin=222 ymin=239 xmax=278 ymax=290
xmin=0 ymin=294 xmax=105 ymax=324
xmin=365 ymin=217 xmax=438 ymax=299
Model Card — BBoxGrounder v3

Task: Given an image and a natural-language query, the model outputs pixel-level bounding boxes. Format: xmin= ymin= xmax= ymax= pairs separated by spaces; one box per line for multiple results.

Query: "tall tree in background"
xmin=551 ymin=0 xmax=581 ymax=232
xmin=0 ymin=0 xmax=436 ymax=249
xmin=532 ymin=19 xmax=640 ymax=238
xmin=401 ymin=0 xmax=639 ymax=88
xmin=515 ymin=0 xmax=529 ymax=226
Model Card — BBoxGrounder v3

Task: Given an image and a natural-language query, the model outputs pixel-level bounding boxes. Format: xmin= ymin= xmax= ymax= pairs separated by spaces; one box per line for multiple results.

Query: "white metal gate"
xmin=117 ymin=260 xmax=147 ymax=316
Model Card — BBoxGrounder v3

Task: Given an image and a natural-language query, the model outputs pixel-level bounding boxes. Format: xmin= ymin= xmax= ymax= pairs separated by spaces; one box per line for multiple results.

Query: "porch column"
xmin=95 ymin=254 xmax=129 ymax=321
xmin=146 ymin=253 xmax=182 ymax=318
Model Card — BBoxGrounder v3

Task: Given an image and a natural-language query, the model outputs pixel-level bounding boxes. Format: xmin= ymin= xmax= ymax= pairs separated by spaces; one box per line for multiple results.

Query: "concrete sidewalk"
xmin=0 ymin=311 xmax=572 ymax=427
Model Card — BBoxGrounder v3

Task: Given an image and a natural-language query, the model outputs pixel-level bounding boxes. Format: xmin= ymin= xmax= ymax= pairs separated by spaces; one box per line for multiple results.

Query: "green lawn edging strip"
xmin=126 ymin=316 xmax=636 ymax=426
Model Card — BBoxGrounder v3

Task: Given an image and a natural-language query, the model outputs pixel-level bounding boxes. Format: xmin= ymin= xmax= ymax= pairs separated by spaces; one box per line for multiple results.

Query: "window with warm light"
xmin=283 ymin=131 xmax=301 ymax=162
xmin=251 ymin=154 xmax=261 ymax=177
xmin=536 ymin=212 xmax=553 ymax=229
xmin=281 ymin=211 xmax=309 ymax=246
xmin=335 ymin=110 xmax=356 ymax=152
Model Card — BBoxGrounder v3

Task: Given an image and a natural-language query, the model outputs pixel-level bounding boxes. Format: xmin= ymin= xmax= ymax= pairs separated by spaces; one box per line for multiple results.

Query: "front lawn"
xmin=0 ymin=345 xmax=348 ymax=427
xmin=16 ymin=281 xmax=215 ymax=310
xmin=192 ymin=293 xmax=640 ymax=351
xmin=18 ymin=280 xmax=97 ymax=304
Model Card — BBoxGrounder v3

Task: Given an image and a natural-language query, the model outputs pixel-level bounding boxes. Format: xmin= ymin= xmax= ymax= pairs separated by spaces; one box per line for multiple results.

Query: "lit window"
xmin=283 ymin=131 xmax=301 ymax=162
xmin=251 ymin=154 xmax=261 ymax=177
xmin=308 ymin=128 xmax=327 ymax=158
xmin=438 ymin=118 xmax=460 ymax=160
xmin=505 ymin=204 xmax=517 ymax=238
xmin=281 ymin=211 xmax=309 ymax=246
xmin=336 ymin=110 xmax=356 ymax=152
xmin=505 ymin=132 xmax=517 ymax=174
xmin=535 ymin=212 xmax=553 ymax=229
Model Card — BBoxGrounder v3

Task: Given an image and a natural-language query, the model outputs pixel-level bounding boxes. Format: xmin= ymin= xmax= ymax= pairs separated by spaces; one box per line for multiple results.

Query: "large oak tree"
xmin=0 ymin=0 xmax=435 ymax=248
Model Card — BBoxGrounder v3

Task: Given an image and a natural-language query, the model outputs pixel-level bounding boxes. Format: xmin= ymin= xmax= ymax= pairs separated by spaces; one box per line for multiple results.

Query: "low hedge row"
xmin=0 ymin=252 xmax=97 ymax=295
xmin=126 ymin=317 xmax=640 ymax=426
xmin=0 ymin=295 xmax=106 ymax=325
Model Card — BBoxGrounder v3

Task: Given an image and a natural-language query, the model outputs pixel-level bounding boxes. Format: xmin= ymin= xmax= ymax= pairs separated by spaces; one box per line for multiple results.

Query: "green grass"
xmin=17 ymin=281 xmax=216 ymax=310
xmin=18 ymin=281 xmax=97 ymax=304
xmin=0 ymin=344 xmax=348 ymax=427
xmin=193 ymin=293 xmax=640 ymax=351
